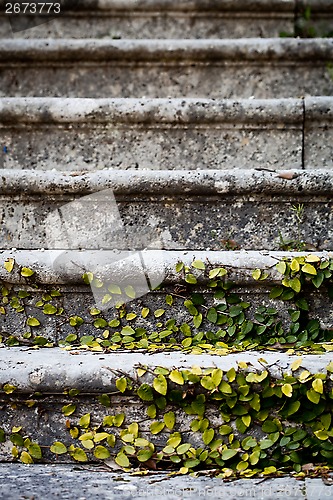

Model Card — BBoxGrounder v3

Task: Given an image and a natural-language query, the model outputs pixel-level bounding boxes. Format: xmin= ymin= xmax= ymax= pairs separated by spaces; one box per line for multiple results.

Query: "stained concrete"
xmin=0 ymin=39 xmax=333 ymax=98
xmin=0 ymin=464 xmax=329 ymax=499
xmin=0 ymin=169 xmax=332 ymax=251
xmin=0 ymin=97 xmax=304 ymax=170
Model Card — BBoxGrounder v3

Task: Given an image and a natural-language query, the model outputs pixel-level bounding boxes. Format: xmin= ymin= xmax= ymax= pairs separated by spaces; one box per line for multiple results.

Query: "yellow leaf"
xmin=238 ymin=361 xmax=248 ymax=369
xmin=282 ymin=384 xmax=293 ymax=397
xmin=291 ymin=358 xmax=303 ymax=371
xmin=4 ymin=258 xmax=14 ymax=273
xmin=305 ymin=255 xmax=320 ymax=263
xmin=312 ymin=378 xmax=323 ymax=394
xmin=302 ymin=264 xmax=317 ymax=275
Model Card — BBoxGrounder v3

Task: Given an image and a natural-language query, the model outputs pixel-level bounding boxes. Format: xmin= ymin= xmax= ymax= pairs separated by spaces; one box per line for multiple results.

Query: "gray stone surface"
xmin=0 ymin=39 xmax=333 ymax=98
xmin=0 ymin=350 xmax=332 ymax=462
xmin=0 ymin=465 xmax=330 ymax=499
xmin=0 ymin=348 xmax=332 ymax=392
xmin=0 ymin=3 xmax=294 ymax=39
xmin=0 ymin=97 xmax=303 ymax=170
xmin=305 ymin=97 xmax=333 ymax=169
xmin=0 ymin=169 xmax=332 ymax=251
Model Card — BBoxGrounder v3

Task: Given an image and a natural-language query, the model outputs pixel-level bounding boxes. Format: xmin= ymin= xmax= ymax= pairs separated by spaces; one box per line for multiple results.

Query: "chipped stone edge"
xmin=0 ymin=250 xmax=332 ymax=285
xmin=1 ymin=169 xmax=333 ymax=195
xmin=0 ymin=347 xmax=332 ymax=393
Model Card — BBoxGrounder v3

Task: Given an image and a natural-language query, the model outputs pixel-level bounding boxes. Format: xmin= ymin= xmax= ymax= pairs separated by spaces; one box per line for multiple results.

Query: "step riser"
xmin=1 ymin=40 xmax=333 ymax=99
xmin=0 ymin=251 xmax=332 ymax=341
xmin=0 ymin=13 xmax=294 ymax=40
xmin=2 ymin=0 xmax=333 ymax=40
xmin=1 ymin=97 xmax=333 ymax=170
xmin=1 ymin=170 xmax=332 ymax=251
xmin=0 ymin=349 xmax=332 ymax=464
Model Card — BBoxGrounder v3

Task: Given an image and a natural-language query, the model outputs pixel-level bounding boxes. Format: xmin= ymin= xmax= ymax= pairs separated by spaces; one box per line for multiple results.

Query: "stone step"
xmin=0 ymin=249 xmax=332 ymax=342
xmin=1 ymin=97 xmax=333 ymax=170
xmin=0 ymin=347 xmax=332 ymax=470
xmin=0 ymin=465 xmax=330 ymax=500
xmin=0 ymin=169 xmax=332 ymax=251
xmin=0 ymin=0 xmax=297 ymax=40
xmin=0 ymin=39 xmax=333 ymax=98
xmin=2 ymin=0 xmax=333 ymax=40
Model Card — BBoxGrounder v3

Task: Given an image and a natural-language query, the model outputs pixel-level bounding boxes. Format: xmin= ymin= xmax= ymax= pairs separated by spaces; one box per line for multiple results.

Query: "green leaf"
xmin=252 ymin=269 xmax=261 ymax=280
xmin=137 ymin=384 xmax=154 ymax=401
xmin=176 ymin=262 xmax=184 ymax=272
xmin=147 ymin=404 xmax=156 ymax=419
xmin=289 ymin=278 xmax=301 ymax=293
xmin=185 ymin=274 xmax=197 ymax=284
xmin=219 ymin=425 xmax=232 ymax=435
xmin=202 ymin=428 xmax=214 ymax=445
xmin=10 ymin=433 xmax=24 ymax=446
xmin=177 ymin=443 xmax=192 ymax=454
xmin=312 ymin=272 xmax=324 ymax=288
xmin=154 ymin=309 xmax=165 ymax=318
xmin=21 ymin=267 xmax=35 ymax=277
xmin=71 ymin=448 xmax=88 ymax=462
xmin=164 ymin=412 xmax=175 ymax=430
xmin=50 ymin=442 xmax=67 ymax=455
xmin=259 ymin=439 xmax=274 ymax=450
xmin=153 ymin=374 xmax=168 ymax=395
xmin=166 ymin=295 xmax=173 ymax=306
xmin=3 ymin=384 xmax=17 ymax=394
xmin=43 ymin=304 xmax=57 ymax=315
xmin=141 ymin=307 xmax=150 ymax=318
xmin=27 ymin=443 xmax=42 ymax=459
xmin=150 ymin=421 xmax=165 ymax=434
xmin=20 ymin=451 xmax=33 ymax=464
xmin=276 ymin=261 xmax=287 ymax=275
xmin=79 ymin=413 xmax=91 ymax=428
xmin=108 ymin=319 xmax=120 ymax=327
xmin=221 ymin=449 xmax=238 ymax=460
xmin=302 ymin=263 xmax=317 ymax=275
xmin=169 ymin=370 xmax=184 ymax=385
xmin=282 ymin=384 xmax=293 ymax=398
xmin=137 ymin=449 xmax=154 ymax=462
xmin=209 ymin=268 xmax=227 ymax=278
xmin=94 ymin=445 xmax=110 ymax=459
xmin=312 ymin=378 xmax=323 ymax=394
xmin=192 ymin=260 xmax=205 ymax=270
xmin=314 ymin=430 xmax=329 ymax=441
xmin=284 ymin=401 xmax=301 ymax=417
xmin=307 ymin=389 xmax=321 ymax=404
xmin=116 ymin=377 xmax=127 ymax=393
xmin=93 ymin=318 xmax=108 ymax=328
xmin=207 ymin=308 xmax=218 ymax=323
xmin=62 ymin=404 xmax=76 ymax=416
xmin=193 ymin=313 xmax=203 ymax=329
xmin=290 ymin=259 xmax=300 ymax=272
xmin=115 ymin=452 xmax=130 ymax=468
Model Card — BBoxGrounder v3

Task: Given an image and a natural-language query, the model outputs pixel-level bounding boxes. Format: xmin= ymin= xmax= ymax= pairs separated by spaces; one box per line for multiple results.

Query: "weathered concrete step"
xmin=0 ymin=250 xmax=332 ymax=341
xmin=0 ymin=0 xmax=298 ymax=39
xmin=0 ymin=169 xmax=332 ymax=251
xmin=0 ymin=348 xmax=332 ymax=468
xmin=0 ymin=465 xmax=330 ymax=500
xmin=2 ymin=97 xmax=333 ymax=170
xmin=0 ymin=39 xmax=333 ymax=98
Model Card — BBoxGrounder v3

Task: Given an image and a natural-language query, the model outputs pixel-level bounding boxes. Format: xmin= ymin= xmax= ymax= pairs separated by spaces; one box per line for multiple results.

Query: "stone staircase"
xmin=1 ymin=1 xmax=333 ymax=496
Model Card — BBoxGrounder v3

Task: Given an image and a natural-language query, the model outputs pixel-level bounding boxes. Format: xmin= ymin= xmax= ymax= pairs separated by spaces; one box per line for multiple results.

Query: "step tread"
xmin=1 ymin=38 xmax=332 ymax=62
xmin=1 ymin=347 xmax=332 ymax=393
